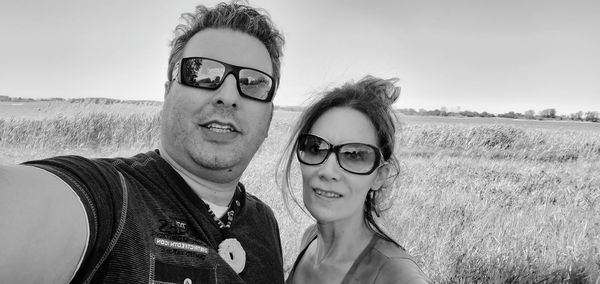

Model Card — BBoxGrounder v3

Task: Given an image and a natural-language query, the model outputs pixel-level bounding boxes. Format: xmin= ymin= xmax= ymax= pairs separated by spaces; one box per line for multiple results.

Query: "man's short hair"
xmin=167 ymin=1 xmax=285 ymax=91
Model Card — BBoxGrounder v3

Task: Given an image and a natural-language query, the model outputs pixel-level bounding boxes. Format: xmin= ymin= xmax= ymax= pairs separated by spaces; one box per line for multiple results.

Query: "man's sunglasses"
xmin=173 ymin=57 xmax=276 ymax=102
xmin=296 ymin=134 xmax=384 ymax=175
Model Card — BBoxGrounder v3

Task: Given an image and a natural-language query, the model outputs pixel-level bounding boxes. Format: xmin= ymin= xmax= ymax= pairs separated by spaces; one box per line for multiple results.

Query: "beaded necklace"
xmin=204 ymin=187 xmax=246 ymax=274
xmin=206 ymin=200 xmax=239 ymax=230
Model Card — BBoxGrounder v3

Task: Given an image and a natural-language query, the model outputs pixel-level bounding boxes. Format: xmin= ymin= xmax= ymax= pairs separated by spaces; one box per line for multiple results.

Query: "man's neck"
xmin=159 ymin=147 xmax=238 ymax=206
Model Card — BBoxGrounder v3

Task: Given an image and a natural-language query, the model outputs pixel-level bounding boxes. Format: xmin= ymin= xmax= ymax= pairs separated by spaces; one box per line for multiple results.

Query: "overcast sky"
xmin=1 ymin=0 xmax=598 ymax=115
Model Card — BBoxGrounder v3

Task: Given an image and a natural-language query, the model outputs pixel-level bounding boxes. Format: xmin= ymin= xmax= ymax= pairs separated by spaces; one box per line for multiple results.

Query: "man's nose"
xmin=211 ymin=74 xmax=239 ymax=108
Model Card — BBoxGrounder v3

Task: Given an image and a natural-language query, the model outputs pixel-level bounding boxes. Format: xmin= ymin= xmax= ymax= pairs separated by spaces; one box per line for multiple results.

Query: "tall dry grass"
xmin=0 ymin=102 xmax=161 ymax=162
xmin=399 ymin=124 xmax=600 ymax=162
xmin=1 ymin=103 xmax=599 ymax=283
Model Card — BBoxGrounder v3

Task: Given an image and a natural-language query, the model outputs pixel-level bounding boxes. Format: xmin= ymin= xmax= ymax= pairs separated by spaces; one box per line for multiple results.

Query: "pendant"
xmin=218 ymin=238 xmax=246 ymax=274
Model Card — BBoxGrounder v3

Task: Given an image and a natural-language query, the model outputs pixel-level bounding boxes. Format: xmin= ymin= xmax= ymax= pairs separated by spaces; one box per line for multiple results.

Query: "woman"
xmin=278 ymin=76 xmax=431 ymax=284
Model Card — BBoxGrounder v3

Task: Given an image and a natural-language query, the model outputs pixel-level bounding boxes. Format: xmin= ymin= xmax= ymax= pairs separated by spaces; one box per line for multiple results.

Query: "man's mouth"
xmin=206 ymin=123 xmax=235 ymax=133
xmin=313 ymin=188 xmax=342 ymax=198
xmin=200 ymin=121 xmax=239 ymax=133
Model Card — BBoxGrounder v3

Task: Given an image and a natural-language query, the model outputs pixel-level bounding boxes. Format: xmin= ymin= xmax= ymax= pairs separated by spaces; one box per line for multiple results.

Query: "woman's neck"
xmin=314 ymin=218 xmax=374 ymax=265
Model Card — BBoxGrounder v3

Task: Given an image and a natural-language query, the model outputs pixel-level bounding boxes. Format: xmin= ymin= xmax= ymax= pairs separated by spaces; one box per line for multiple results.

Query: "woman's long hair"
xmin=276 ymin=75 xmax=402 ymax=247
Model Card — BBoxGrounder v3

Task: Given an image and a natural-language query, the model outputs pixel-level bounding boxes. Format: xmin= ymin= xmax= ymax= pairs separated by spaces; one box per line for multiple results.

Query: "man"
xmin=0 ymin=2 xmax=285 ymax=283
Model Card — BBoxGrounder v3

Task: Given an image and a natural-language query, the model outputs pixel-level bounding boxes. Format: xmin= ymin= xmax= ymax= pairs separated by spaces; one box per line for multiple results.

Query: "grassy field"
xmin=1 ymin=101 xmax=599 ymax=283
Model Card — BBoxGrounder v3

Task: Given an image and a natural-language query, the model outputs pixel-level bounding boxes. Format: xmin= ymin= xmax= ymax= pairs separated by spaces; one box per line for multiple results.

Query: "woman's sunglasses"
xmin=173 ymin=57 xmax=276 ymax=102
xmin=296 ymin=134 xmax=384 ymax=175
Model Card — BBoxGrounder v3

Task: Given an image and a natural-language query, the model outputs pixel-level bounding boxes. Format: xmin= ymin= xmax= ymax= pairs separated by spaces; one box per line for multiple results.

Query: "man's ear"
xmin=164 ymin=81 xmax=171 ymax=98
xmin=264 ymin=103 xmax=274 ymax=139
xmin=372 ymin=164 xmax=390 ymax=191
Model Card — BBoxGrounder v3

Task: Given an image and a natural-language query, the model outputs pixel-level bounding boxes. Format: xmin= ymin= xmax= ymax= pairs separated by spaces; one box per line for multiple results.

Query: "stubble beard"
xmin=185 ymin=135 xmax=264 ymax=182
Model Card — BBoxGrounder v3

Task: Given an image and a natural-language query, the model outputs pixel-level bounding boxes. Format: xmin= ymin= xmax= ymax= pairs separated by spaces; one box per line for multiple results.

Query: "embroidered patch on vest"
xmin=154 ymin=237 xmax=209 ymax=254
xmin=158 ymin=218 xmax=188 ymax=235
xmin=151 ymin=258 xmax=214 ymax=284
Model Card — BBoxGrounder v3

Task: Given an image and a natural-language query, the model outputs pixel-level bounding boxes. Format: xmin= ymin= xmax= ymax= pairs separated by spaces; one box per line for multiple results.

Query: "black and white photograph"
xmin=1 ymin=0 xmax=599 ymax=283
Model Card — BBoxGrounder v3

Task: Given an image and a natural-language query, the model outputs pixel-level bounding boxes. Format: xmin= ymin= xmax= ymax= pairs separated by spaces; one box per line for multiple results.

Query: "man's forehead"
xmin=182 ymin=28 xmax=273 ymax=75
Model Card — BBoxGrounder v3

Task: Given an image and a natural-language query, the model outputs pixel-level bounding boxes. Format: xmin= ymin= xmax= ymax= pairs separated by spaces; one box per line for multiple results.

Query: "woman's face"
xmin=300 ymin=107 xmax=387 ymax=225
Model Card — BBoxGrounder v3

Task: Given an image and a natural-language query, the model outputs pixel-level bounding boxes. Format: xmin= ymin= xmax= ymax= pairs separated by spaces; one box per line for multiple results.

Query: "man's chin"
xmin=194 ymin=154 xmax=238 ymax=170
xmin=192 ymin=152 xmax=245 ymax=172
xmin=193 ymin=163 xmax=244 ymax=184
xmin=186 ymin=145 xmax=253 ymax=181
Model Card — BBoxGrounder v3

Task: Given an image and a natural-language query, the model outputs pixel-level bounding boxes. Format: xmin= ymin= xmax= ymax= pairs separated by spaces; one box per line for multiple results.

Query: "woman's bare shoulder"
xmin=371 ymin=239 xmax=432 ymax=284
xmin=374 ymin=258 xmax=432 ymax=284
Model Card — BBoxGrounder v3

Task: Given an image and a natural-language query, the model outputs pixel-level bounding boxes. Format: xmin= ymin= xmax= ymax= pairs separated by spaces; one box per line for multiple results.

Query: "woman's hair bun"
xmin=357 ymin=75 xmax=400 ymax=106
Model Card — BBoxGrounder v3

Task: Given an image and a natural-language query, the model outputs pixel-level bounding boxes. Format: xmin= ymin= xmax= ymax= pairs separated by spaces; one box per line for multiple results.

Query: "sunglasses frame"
xmin=173 ymin=57 xmax=276 ymax=102
xmin=296 ymin=133 xmax=384 ymax=175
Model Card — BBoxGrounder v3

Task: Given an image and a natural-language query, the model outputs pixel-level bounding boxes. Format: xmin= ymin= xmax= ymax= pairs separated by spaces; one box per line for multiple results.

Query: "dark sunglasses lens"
xmin=239 ymin=69 xmax=273 ymax=100
xmin=297 ymin=135 xmax=329 ymax=165
xmin=338 ymin=144 xmax=377 ymax=174
xmin=181 ymin=58 xmax=225 ymax=88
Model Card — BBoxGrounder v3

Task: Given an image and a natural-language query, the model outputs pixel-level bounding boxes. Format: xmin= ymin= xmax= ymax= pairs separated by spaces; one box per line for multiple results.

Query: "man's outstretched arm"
xmin=0 ymin=165 xmax=88 ymax=283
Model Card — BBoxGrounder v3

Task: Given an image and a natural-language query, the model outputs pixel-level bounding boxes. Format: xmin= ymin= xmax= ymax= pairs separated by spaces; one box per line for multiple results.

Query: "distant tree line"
xmin=0 ymin=96 xmax=37 ymax=102
xmin=0 ymin=96 xmax=160 ymax=106
xmin=396 ymin=108 xmax=600 ymax=123
xmin=2 ymin=95 xmax=598 ymax=123
xmin=67 ymin=97 xmax=160 ymax=106
xmin=274 ymin=105 xmax=304 ymax=112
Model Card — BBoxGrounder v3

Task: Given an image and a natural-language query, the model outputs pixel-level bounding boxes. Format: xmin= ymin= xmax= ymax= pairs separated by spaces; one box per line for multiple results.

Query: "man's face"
xmin=160 ymin=28 xmax=274 ymax=183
